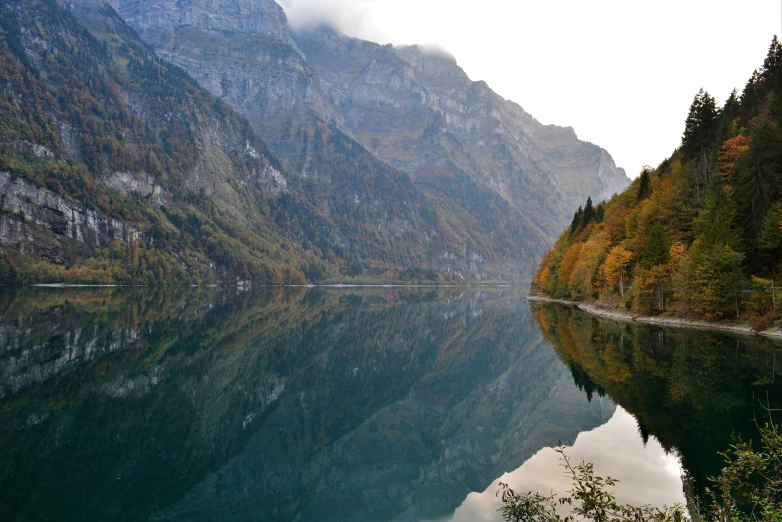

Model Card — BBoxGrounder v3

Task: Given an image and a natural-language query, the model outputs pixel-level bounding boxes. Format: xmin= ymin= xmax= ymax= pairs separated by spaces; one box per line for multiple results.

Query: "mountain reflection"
xmin=0 ymin=287 xmax=611 ymax=522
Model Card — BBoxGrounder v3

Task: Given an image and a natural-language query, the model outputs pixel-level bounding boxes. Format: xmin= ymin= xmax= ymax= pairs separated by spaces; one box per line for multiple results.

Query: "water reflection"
xmin=445 ymin=407 xmax=685 ymax=522
xmin=0 ymin=289 xmax=780 ymax=521
xmin=530 ymin=302 xmax=782 ymax=501
xmin=0 ymin=287 xmax=611 ymax=522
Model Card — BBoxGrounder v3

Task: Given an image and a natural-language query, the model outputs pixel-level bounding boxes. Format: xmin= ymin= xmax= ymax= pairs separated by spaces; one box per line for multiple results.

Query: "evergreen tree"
xmin=687 ymin=175 xmax=745 ymax=317
xmin=570 ymin=206 xmax=584 ymax=233
xmin=636 ymin=419 xmax=651 ymax=446
xmin=641 ymin=221 xmax=669 ymax=267
xmin=762 ymin=35 xmax=782 ymax=83
xmin=717 ymin=88 xmax=741 ymax=144
xmin=723 ymin=88 xmax=740 ymax=117
xmin=687 ymin=243 xmax=745 ymax=319
xmin=682 ymin=89 xmax=718 ymax=160
xmin=758 ymin=202 xmax=782 ymax=270
xmin=637 ymin=167 xmax=651 ymax=201
xmin=734 ymin=118 xmax=781 ymax=264
xmin=594 ymin=204 xmax=605 ymax=224
xmin=693 ymin=174 xmax=741 ymax=253
xmin=582 ymin=197 xmax=595 ymax=226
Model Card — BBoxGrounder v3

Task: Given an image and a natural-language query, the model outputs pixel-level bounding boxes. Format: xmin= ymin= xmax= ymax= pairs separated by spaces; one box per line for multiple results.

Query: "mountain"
xmin=116 ymin=0 xmax=629 ymax=279
xmin=0 ymin=0 xmax=330 ymax=285
xmin=293 ymin=26 xmax=629 ymax=231
xmin=0 ymin=0 xmax=466 ymax=284
xmin=531 ymin=37 xmax=782 ymax=321
xmin=0 ymin=0 xmax=628 ymax=284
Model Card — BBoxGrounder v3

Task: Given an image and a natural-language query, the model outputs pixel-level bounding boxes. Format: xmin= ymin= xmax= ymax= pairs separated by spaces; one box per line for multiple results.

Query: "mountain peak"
xmin=119 ymin=0 xmax=299 ymax=51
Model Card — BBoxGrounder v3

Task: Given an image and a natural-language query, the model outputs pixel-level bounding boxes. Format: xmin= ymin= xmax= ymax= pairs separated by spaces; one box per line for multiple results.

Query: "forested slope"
xmin=532 ymin=37 xmax=782 ymax=323
xmin=0 ymin=0 xmax=471 ymax=285
xmin=0 ymin=0 xmax=331 ymax=284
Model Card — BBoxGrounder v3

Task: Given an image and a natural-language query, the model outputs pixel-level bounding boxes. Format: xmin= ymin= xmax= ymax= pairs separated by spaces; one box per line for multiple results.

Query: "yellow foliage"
xmin=601 ymin=246 xmax=633 ymax=293
xmin=558 ymin=242 xmax=584 ymax=290
xmin=668 ymin=240 xmax=687 ymax=268
xmin=539 ymin=266 xmax=551 ymax=289
xmin=569 ymin=234 xmax=607 ymax=297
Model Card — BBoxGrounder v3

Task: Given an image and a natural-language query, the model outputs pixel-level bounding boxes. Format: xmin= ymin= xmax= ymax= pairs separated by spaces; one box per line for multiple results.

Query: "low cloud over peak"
xmin=278 ymin=0 xmax=386 ymax=42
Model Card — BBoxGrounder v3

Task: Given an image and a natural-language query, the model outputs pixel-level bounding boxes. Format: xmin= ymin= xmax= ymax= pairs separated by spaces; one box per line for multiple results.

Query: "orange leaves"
xmin=569 ymin=233 xmax=608 ymax=297
xmin=601 ymin=246 xmax=633 ymax=295
xmin=718 ymin=134 xmax=751 ymax=183
xmin=668 ymin=240 xmax=687 ymax=272
xmin=558 ymin=242 xmax=584 ymax=290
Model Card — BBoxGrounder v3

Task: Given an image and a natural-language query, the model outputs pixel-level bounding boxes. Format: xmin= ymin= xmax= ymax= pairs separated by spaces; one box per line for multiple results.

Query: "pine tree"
xmin=594 ymin=204 xmax=605 ymax=224
xmin=757 ymin=202 xmax=782 ymax=270
xmin=734 ymin=118 xmax=781 ymax=264
xmin=682 ymin=89 xmax=718 ymax=160
xmin=641 ymin=222 xmax=669 ymax=268
xmin=637 ymin=167 xmax=651 ymax=201
xmin=688 ymin=243 xmax=745 ymax=319
xmin=570 ymin=206 xmax=584 ymax=233
xmin=762 ymin=35 xmax=782 ymax=83
xmin=693 ymin=174 xmax=741 ymax=253
xmin=582 ymin=197 xmax=595 ymax=226
xmin=717 ymin=88 xmax=741 ymax=144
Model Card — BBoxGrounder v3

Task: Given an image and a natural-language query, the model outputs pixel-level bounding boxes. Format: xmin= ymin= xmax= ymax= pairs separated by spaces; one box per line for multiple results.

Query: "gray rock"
xmin=295 ymin=26 xmax=630 ymax=218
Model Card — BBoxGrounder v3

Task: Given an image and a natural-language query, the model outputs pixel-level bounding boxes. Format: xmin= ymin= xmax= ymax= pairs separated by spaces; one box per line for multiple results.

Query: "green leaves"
xmin=497 ymin=445 xmax=688 ymax=522
xmin=707 ymin=411 xmax=782 ymax=522
xmin=641 ymin=222 xmax=670 ymax=268
xmin=499 ymin=417 xmax=781 ymax=522
xmin=682 ymin=89 xmax=718 ymax=161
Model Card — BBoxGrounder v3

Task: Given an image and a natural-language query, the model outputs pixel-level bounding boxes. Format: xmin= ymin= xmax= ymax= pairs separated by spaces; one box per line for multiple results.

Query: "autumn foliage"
xmin=532 ymin=37 xmax=782 ymax=321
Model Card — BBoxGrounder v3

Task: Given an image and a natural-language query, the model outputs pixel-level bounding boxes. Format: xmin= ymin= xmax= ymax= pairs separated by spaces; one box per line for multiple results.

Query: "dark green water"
xmin=0 ymin=288 xmax=779 ymax=521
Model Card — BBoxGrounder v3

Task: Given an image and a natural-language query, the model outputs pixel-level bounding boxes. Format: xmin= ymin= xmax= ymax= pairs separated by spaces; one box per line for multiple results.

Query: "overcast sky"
xmin=278 ymin=0 xmax=779 ymax=179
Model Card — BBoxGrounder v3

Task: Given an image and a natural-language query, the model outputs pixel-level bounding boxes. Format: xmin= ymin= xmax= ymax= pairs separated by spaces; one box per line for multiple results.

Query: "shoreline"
xmin=26 ymin=283 xmax=515 ymax=289
xmin=526 ymin=295 xmax=782 ymax=340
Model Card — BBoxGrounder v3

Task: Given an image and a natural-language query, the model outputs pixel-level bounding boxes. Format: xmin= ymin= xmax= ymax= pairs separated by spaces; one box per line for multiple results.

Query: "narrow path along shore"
xmin=526 ymin=295 xmax=782 ymax=341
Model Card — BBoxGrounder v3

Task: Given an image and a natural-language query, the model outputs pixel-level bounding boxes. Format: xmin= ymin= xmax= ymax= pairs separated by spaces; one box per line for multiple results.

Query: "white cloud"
xmin=278 ymin=0 xmax=384 ymax=39
xmin=279 ymin=0 xmax=780 ymax=179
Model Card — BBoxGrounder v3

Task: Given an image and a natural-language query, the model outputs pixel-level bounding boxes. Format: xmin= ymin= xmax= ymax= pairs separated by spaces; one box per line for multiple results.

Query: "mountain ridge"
xmin=114 ymin=0 xmax=628 ymax=279
xmin=0 ymin=0 xmax=629 ymax=284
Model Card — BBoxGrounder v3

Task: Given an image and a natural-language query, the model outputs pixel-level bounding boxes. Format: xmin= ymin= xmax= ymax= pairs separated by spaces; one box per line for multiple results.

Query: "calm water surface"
xmin=0 ymin=287 xmax=780 ymax=521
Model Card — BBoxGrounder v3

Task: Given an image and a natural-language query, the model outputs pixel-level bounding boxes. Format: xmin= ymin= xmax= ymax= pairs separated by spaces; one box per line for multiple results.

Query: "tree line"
xmin=533 ymin=37 xmax=782 ymax=324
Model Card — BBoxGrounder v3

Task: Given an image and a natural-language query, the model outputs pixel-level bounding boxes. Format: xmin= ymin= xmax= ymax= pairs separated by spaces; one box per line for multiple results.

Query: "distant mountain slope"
xmin=532 ymin=37 xmax=782 ymax=321
xmin=116 ymin=0 xmax=629 ymax=280
xmin=294 ymin=26 xmax=630 ymax=235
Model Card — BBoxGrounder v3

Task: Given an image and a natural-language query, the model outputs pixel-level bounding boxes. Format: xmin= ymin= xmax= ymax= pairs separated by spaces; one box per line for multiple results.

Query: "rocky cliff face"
xmin=118 ymin=0 xmax=346 ymax=143
xmin=0 ymin=171 xmax=143 ymax=262
xmin=294 ymin=26 xmax=630 ymax=227
xmin=0 ymin=0 xmax=328 ymax=283
xmin=112 ymin=0 xmax=629 ymax=280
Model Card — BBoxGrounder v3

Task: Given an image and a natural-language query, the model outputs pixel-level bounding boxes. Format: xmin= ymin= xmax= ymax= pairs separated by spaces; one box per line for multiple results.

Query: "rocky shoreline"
xmin=526 ymin=295 xmax=782 ymax=340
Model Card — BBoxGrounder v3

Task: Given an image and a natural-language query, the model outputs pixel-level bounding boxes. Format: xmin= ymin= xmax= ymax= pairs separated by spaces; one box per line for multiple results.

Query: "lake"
xmin=1 ymin=287 xmax=780 ymax=521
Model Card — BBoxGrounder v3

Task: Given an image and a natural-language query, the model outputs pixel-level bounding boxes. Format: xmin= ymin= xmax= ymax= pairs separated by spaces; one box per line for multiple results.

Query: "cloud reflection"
xmin=438 ymin=407 xmax=685 ymax=522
